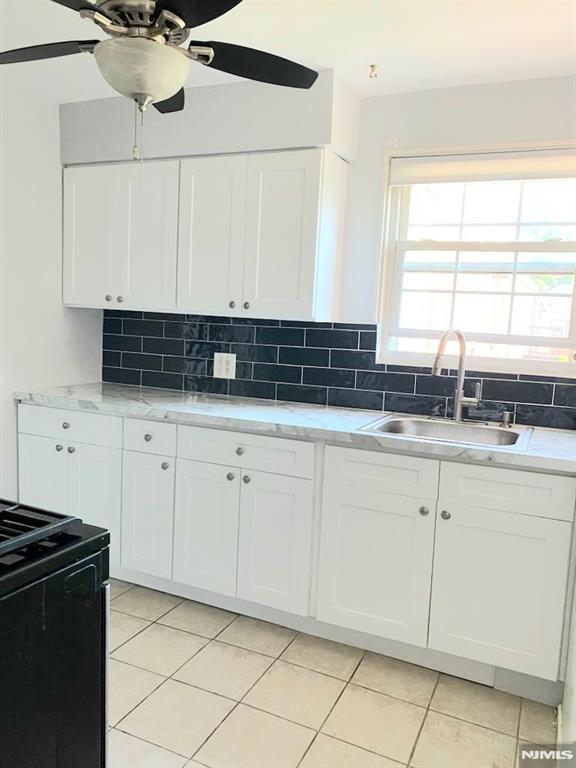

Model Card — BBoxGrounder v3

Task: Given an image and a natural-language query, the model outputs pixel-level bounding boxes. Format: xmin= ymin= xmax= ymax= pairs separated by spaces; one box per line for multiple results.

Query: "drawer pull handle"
xmin=243 ymin=475 xmax=251 ymax=484
xmin=62 ymin=422 xmax=70 ymax=430
xmin=226 ymin=472 xmax=235 ymax=481
xmin=441 ymin=510 xmax=451 ymax=521
xmin=105 ymin=295 xmax=112 ymax=302
xmin=67 ymin=446 xmax=76 ymax=454
xmin=161 ymin=462 xmax=170 ymax=470
xmin=236 ymin=447 xmax=245 ymax=456
xmin=55 ymin=444 xmax=63 ymax=452
xmin=243 ymin=301 xmax=250 ymax=310
xmin=229 ymin=300 xmax=236 ymax=309
xmin=144 ymin=433 xmax=153 ymax=442
xmin=419 ymin=506 xmax=429 ymax=516
xmin=117 ymin=296 xmax=125 ymax=303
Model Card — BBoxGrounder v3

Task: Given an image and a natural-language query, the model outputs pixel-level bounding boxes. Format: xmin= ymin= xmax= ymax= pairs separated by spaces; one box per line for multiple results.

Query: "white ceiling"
xmin=1 ymin=0 xmax=575 ymax=102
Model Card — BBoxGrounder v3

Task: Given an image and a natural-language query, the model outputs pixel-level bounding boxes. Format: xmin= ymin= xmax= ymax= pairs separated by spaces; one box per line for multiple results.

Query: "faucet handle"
xmin=473 ymin=382 xmax=482 ymax=400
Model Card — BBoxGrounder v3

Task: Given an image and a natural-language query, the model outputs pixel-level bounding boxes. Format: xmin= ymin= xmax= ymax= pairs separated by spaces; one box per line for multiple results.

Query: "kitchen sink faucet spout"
xmin=432 ymin=328 xmax=480 ymax=421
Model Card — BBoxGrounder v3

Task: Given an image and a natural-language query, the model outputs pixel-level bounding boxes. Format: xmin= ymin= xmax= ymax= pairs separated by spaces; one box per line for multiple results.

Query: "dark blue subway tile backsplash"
xmin=102 ymin=312 xmax=576 ymax=430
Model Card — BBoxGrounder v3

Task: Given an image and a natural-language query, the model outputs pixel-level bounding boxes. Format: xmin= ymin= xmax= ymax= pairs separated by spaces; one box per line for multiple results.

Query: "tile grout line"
xmin=406 ymin=672 xmax=441 ymax=768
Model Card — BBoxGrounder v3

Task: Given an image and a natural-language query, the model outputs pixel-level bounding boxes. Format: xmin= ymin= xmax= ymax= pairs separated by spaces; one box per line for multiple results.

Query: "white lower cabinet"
xmin=316 ymin=447 xmax=437 ymax=646
xmin=428 ymin=503 xmax=571 ymax=679
xmin=67 ymin=442 xmax=122 ymax=568
xmin=18 ymin=433 xmax=122 ymax=566
xmin=19 ymin=434 xmax=68 ymax=514
xmin=173 ymin=459 xmax=240 ymax=596
xmin=121 ymin=451 xmax=175 ymax=579
xmin=237 ymin=470 xmax=313 ymax=615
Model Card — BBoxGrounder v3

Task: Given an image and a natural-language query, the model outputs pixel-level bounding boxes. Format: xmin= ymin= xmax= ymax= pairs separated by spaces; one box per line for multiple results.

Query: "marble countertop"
xmin=15 ymin=382 xmax=576 ymax=476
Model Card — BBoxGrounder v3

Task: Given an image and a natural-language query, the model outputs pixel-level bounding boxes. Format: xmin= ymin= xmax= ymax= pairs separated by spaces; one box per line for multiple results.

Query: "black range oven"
xmin=0 ymin=500 xmax=109 ymax=768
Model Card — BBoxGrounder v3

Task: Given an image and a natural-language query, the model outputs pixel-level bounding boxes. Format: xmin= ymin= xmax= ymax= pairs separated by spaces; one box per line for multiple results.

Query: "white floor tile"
xmin=112 ymin=623 xmax=208 ymax=676
xmin=158 ymin=600 xmax=237 ymax=639
xmin=300 ymin=734 xmax=404 ymax=768
xmin=195 ymin=704 xmax=314 ymax=768
xmin=110 ymin=610 xmax=151 ymax=652
xmin=217 ymin=616 xmax=296 ymax=657
xmin=118 ymin=679 xmax=235 ymax=758
xmin=244 ymin=660 xmax=345 ymax=729
xmin=108 ymin=659 xmax=164 ymax=727
xmin=352 ymin=653 xmax=438 ymax=707
xmin=173 ymin=640 xmax=272 ymax=700
xmin=112 ymin=586 xmax=182 ymax=621
xmin=519 ymin=699 xmax=557 ymax=744
xmin=109 ymin=729 xmax=187 ymax=767
xmin=280 ymin=633 xmax=364 ymax=680
xmin=411 ymin=711 xmax=517 ymax=768
xmin=430 ymin=675 xmax=521 ymax=736
xmin=109 ymin=579 xmax=134 ymax=599
xmin=322 ymin=684 xmax=425 ymax=764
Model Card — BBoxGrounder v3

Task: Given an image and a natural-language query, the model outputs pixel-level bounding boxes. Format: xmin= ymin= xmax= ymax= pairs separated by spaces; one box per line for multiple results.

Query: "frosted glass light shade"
xmin=94 ymin=37 xmax=190 ymax=104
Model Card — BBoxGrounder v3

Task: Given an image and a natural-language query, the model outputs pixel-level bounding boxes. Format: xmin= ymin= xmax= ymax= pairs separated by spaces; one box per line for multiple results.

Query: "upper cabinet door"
xmin=118 ymin=161 xmax=179 ymax=309
xmin=63 ymin=165 xmax=120 ymax=307
xmin=177 ymin=155 xmax=247 ymax=315
xmin=243 ymin=149 xmax=322 ymax=320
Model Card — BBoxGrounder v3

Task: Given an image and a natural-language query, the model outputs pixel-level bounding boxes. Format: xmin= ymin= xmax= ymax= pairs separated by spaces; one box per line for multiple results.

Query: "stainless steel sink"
xmin=360 ymin=415 xmax=533 ymax=450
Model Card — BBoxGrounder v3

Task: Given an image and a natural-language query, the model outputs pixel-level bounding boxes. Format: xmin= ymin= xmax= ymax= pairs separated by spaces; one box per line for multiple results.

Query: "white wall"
xmin=340 ymin=75 xmax=576 ymax=321
xmin=0 ymin=6 xmax=102 ymax=499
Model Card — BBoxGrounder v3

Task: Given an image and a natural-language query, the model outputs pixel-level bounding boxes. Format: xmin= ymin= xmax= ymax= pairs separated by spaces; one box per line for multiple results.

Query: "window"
xmin=378 ymin=148 xmax=576 ymax=376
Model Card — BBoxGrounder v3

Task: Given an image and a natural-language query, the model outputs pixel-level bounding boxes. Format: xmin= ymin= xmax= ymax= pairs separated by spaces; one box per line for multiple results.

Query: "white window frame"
xmin=376 ymin=141 xmax=576 ymax=378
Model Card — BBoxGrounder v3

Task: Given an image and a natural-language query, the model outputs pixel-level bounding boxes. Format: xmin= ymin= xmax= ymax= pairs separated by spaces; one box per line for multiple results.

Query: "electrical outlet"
xmin=213 ymin=352 xmax=237 ymax=379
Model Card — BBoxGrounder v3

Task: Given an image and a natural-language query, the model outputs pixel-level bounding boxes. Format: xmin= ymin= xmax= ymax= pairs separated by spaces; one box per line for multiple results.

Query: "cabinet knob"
xmin=117 ymin=296 xmax=124 ymax=303
xmin=236 ymin=446 xmax=245 ymax=456
xmin=144 ymin=433 xmax=153 ymax=442
xmin=67 ymin=446 xmax=76 ymax=454
xmin=419 ymin=506 xmax=430 ymax=516
xmin=105 ymin=295 xmax=112 ymax=302
xmin=62 ymin=422 xmax=70 ymax=430
xmin=161 ymin=462 xmax=170 ymax=470
xmin=55 ymin=444 xmax=63 ymax=452
xmin=229 ymin=301 xmax=236 ymax=309
xmin=243 ymin=301 xmax=250 ymax=310
xmin=441 ymin=510 xmax=451 ymax=521
xmin=242 ymin=475 xmax=251 ymax=484
xmin=226 ymin=472 xmax=235 ymax=481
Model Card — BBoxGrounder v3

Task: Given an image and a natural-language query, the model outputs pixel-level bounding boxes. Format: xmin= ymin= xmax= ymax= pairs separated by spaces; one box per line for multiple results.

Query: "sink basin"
xmin=361 ymin=415 xmax=533 ymax=450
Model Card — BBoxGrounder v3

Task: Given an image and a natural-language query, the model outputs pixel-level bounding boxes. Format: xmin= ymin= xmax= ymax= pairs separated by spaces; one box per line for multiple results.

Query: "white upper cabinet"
xmin=63 ymin=164 xmax=119 ymax=307
xmin=177 ymin=155 xmax=247 ymax=315
xmin=243 ymin=149 xmax=346 ymax=320
xmin=63 ymin=161 xmax=179 ymax=310
xmin=64 ymin=149 xmax=347 ymax=320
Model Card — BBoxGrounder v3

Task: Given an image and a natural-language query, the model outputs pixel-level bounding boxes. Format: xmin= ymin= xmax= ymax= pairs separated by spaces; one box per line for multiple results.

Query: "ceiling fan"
xmin=0 ymin=0 xmax=319 ymax=113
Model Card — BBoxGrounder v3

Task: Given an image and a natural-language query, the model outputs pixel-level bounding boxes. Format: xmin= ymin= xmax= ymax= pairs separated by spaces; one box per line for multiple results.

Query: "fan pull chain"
xmin=132 ymin=100 xmax=145 ymax=163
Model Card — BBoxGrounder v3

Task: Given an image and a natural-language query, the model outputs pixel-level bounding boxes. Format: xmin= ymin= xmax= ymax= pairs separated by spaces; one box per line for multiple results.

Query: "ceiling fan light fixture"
xmin=94 ymin=37 xmax=190 ymax=108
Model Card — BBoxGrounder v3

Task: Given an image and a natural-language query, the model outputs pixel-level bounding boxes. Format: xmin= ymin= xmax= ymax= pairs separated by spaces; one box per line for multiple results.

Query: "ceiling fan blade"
xmin=190 ymin=40 xmax=318 ymax=89
xmin=0 ymin=40 xmax=99 ymax=65
xmin=157 ymin=0 xmax=242 ymax=28
xmin=50 ymin=0 xmax=96 ymax=11
xmin=154 ymin=89 xmax=185 ymax=114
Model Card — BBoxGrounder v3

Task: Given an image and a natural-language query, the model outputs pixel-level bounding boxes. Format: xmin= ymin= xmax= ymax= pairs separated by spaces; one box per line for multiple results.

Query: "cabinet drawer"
xmin=124 ymin=419 xmax=177 ymax=456
xmin=18 ymin=404 xmax=122 ymax=449
xmin=325 ymin=446 xmax=439 ymax=499
xmin=440 ymin=462 xmax=576 ymax=521
xmin=177 ymin=426 xmax=314 ymax=479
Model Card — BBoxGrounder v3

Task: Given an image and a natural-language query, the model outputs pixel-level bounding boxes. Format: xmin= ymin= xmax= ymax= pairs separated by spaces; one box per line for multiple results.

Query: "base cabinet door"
xmin=428 ymin=504 xmax=571 ymax=679
xmin=316 ymin=448 xmax=437 ymax=646
xmin=173 ymin=459 xmax=240 ymax=596
xmin=121 ymin=451 xmax=175 ymax=579
xmin=237 ymin=471 xmax=313 ymax=615
xmin=67 ymin=443 xmax=122 ymax=568
xmin=18 ymin=434 xmax=68 ymax=514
